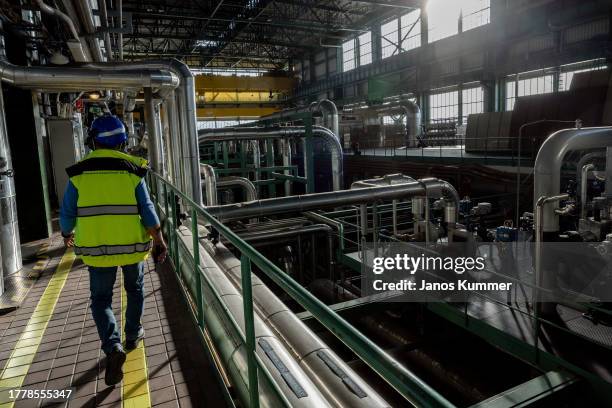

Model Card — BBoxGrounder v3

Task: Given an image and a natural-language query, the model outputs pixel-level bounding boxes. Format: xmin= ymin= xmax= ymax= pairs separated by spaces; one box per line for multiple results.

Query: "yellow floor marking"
xmin=0 ymin=249 xmax=75 ymax=408
xmin=120 ymin=272 xmax=151 ymax=408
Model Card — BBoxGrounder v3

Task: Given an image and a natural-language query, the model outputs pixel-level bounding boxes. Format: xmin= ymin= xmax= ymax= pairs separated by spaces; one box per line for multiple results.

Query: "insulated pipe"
xmin=581 ymin=164 xmax=596 ymax=219
xmin=98 ymin=0 xmax=113 ymax=60
xmin=535 ymin=194 xmax=569 ymax=313
xmin=117 ymin=0 xmax=124 ymax=60
xmin=200 ymin=164 xmax=218 ymax=206
xmin=576 ymin=151 xmax=605 ymax=198
xmin=0 ymin=61 xmax=179 ymax=92
xmin=35 ymin=0 xmax=80 ymax=40
xmin=35 ymin=0 xmax=88 ymax=61
xmin=144 ymin=88 xmax=163 ymax=174
xmin=374 ymin=99 xmax=422 ymax=147
xmin=217 ymin=176 xmax=258 ymax=202
xmin=206 ymin=178 xmax=451 ymax=222
xmin=0 ymin=72 xmax=21 ymax=283
xmin=178 ymin=226 xmax=331 ymax=408
xmin=198 ymin=126 xmax=343 ymax=191
xmin=197 ymin=226 xmax=390 ymax=408
xmin=250 ymin=140 xmax=261 ymax=187
xmin=279 ymin=139 xmax=291 ymax=195
xmin=165 ymin=93 xmax=182 ymax=183
xmin=534 ymin=127 xmax=612 ymax=232
xmin=83 ymin=59 xmax=203 ymax=204
xmin=315 ymin=99 xmax=339 ymax=140
xmin=74 ymin=0 xmax=104 ymax=61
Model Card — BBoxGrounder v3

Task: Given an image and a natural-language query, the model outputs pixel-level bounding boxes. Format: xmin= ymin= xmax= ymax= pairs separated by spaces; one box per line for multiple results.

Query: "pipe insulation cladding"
xmin=83 ymin=60 xmax=203 ymax=205
xmin=534 ymin=127 xmax=612 ymax=232
xmin=192 ymin=224 xmax=390 ymax=408
xmin=206 ymin=178 xmax=458 ymax=222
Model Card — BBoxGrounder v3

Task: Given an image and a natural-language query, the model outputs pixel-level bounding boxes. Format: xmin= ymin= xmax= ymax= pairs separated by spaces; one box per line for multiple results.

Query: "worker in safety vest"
xmin=59 ymin=114 xmax=167 ymax=386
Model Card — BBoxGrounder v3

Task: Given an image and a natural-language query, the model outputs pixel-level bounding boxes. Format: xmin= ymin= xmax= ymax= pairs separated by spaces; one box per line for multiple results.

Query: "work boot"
xmin=105 ymin=345 xmax=127 ymax=386
xmin=125 ymin=328 xmax=145 ymax=351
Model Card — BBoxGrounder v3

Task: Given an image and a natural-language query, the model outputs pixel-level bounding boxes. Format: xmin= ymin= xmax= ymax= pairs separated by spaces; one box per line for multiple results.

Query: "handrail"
xmin=149 ymin=171 xmax=455 ymax=408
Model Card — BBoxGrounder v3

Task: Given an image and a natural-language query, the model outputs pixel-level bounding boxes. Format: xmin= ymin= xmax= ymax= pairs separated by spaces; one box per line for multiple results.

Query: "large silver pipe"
xmin=74 ymin=0 xmax=104 ymax=61
xmin=576 ymin=151 xmax=605 ymax=199
xmin=0 ymin=74 xmax=21 ymax=285
xmin=217 ymin=176 xmax=257 ymax=202
xmin=206 ymin=178 xmax=452 ymax=222
xmin=35 ymin=0 xmax=88 ymax=61
xmin=36 ymin=0 xmax=79 ymax=40
xmin=144 ymin=88 xmax=163 ymax=174
xmin=117 ymin=0 xmax=124 ymax=60
xmin=178 ymin=226 xmax=332 ymax=408
xmin=534 ymin=194 xmax=568 ymax=314
xmin=200 ymin=164 xmax=218 ymax=206
xmin=315 ymin=99 xmax=339 ymax=140
xmin=84 ymin=60 xmax=203 ymax=204
xmin=580 ymin=164 xmax=596 ymax=219
xmin=0 ymin=60 xmax=179 ymax=92
xmin=97 ymin=0 xmax=113 ymax=60
xmin=165 ymin=93 xmax=182 ymax=184
xmin=534 ymin=127 xmax=612 ymax=232
xmin=279 ymin=139 xmax=291 ymax=195
xmin=199 ymin=126 xmax=343 ymax=191
xmin=196 ymin=226 xmax=389 ymax=408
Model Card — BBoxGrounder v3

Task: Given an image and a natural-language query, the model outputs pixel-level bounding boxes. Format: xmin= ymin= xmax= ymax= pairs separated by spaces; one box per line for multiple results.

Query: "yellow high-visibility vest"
xmin=67 ymin=149 xmax=151 ymax=267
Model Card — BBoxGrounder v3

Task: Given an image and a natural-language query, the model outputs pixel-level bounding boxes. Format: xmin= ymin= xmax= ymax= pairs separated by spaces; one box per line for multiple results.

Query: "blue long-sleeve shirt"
xmin=59 ymin=179 xmax=160 ymax=235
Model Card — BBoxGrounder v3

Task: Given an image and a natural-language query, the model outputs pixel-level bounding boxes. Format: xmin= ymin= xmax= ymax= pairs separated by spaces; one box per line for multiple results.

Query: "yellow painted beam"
xmin=197 ymin=91 xmax=282 ymax=103
xmin=195 ymin=74 xmax=296 ymax=91
xmin=197 ymin=106 xmax=279 ymax=118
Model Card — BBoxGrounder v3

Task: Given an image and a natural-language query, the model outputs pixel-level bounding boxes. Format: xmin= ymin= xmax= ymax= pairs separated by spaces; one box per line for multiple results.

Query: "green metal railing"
xmin=147 ymin=171 xmax=456 ymax=408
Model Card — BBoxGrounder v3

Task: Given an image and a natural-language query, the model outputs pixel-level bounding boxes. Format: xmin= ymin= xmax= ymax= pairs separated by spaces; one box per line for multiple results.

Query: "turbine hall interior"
xmin=1 ymin=1 xmax=612 ymax=407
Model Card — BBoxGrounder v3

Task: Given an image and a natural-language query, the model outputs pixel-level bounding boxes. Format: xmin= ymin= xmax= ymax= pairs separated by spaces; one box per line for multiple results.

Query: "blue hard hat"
xmin=90 ymin=115 xmax=128 ymax=147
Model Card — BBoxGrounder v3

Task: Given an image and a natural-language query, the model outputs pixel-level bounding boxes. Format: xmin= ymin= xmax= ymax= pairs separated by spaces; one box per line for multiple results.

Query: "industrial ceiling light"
xmin=88 ymin=91 xmax=101 ymax=100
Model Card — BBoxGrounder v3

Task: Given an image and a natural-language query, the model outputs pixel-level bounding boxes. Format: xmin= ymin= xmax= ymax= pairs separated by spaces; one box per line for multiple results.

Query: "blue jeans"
xmin=88 ymin=262 xmax=145 ymax=355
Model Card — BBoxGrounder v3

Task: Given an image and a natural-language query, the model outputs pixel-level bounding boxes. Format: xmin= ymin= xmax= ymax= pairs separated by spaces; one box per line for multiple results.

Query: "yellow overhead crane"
xmin=194 ymin=74 xmax=297 ymax=119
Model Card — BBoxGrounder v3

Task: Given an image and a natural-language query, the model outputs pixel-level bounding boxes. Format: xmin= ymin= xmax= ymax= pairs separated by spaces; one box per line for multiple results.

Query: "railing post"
xmin=240 ymin=255 xmax=260 ymax=408
xmin=192 ymin=208 xmax=204 ymax=328
xmin=163 ymin=182 xmax=169 ymax=226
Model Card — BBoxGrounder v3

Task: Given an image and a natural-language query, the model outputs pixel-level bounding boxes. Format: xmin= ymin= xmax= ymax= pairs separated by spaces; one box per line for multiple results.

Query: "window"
xmin=381 ymin=18 xmax=399 ymax=59
xmin=559 ymin=59 xmax=608 ymax=91
xmin=428 ymin=0 xmax=490 ymax=43
xmin=506 ymin=74 xmax=554 ymax=110
xmin=462 ymin=86 xmax=484 ymax=123
xmin=358 ymin=32 xmax=372 ymax=66
xmin=342 ymin=39 xmax=356 ymax=72
xmin=427 ymin=0 xmax=460 ymax=43
xmin=400 ymin=9 xmax=421 ymax=51
xmin=461 ymin=0 xmax=490 ymax=32
xmin=430 ymin=89 xmax=459 ymax=122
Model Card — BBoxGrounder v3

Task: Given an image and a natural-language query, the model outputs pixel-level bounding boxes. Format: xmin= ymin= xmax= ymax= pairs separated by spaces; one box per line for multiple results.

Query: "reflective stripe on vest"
xmin=77 ymin=205 xmax=140 ymax=217
xmin=74 ymin=241 xmax=152 ymax=257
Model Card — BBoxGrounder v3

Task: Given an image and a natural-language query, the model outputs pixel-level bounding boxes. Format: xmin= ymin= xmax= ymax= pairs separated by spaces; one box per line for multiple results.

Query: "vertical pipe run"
xmin=0 ymin=79 xmax=22 ymax=287
xmin=280 ymin=139 xmax=291 ymax=196
xmin=581 ymin=163 xmax=596 ymax=219
xmin=144 ymin=88 xmax=162 ymax=174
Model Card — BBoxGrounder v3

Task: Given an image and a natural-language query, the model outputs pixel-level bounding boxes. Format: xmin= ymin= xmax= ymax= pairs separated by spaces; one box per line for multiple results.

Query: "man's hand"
xmin=148 ymin=225 xmax=167 ymax=263
xmin=62 ymin=232 xmax=74 ymax=248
